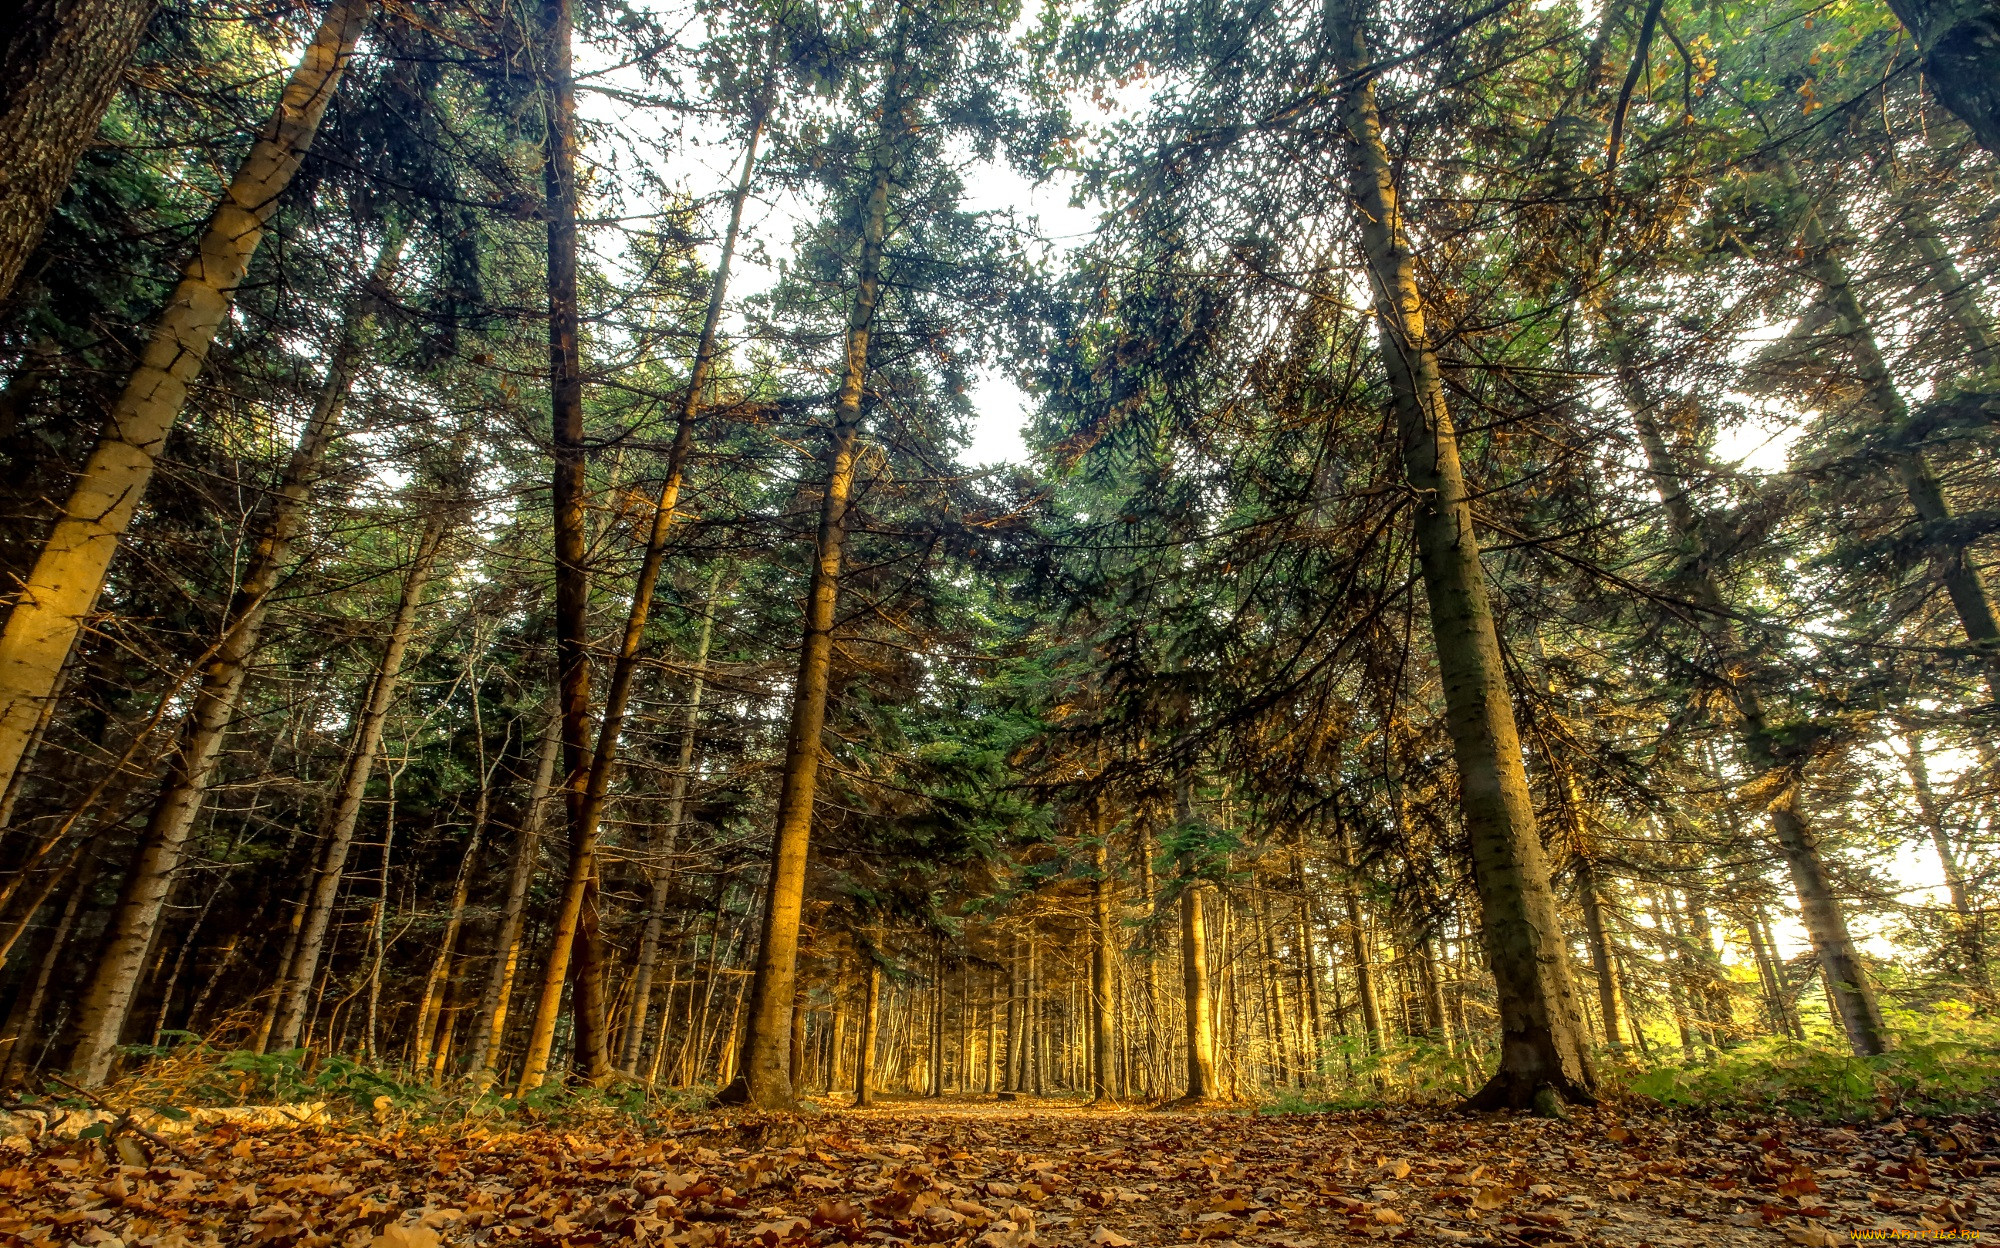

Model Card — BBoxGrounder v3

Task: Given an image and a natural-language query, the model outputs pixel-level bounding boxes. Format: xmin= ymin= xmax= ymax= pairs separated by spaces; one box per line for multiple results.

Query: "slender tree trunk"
xmin=1575 ymin=856 xmax=1628 ymax=1051
xmin=1614 ymin=336 xmax=1891 ymax=1056
xmin=66 ymin=237 xmax=401 ymax=1086
xmin=1290 ymin=836 xmax=1325 ymax=1081
xmin=621 ymin=572 xmax=725 ymax=1075
xmin=1791 ymin=186 xmax=2000 ymax=699
xmin=517 ymin=0 xmax=611 ymax=1095
xmin=1330 ymin=0 xmax=1594 ymax=1110
xmin=854 ymin=956 xmax=880 ymax=1106
xmin=270 ymin=510 xmax=447 ymax=1051
xmin=0 ymin=0 xmax=161 ymax=300
xmin=1335 ymin=820 xmax=1385 ymax=1054
xmin=464 ymin=717 xmax=558 ymax=1086
xmin=412 ymin=657 xmax=497 ymax=1077
xmin=1179 ymin=876 xmax=1219 ymax=1101
xmin=573 ymin=101 xmax=762 ymax=1083
xmin=1901 ymin=730 xmax=1987 ymax=991
xmin=1136 ymin=817 xmax=1164 ymax=1097
xmin=1 ymin=851 xmax=94 ymax=1085
xmin=1886 ymin=184 xmax=2000 ymax=378
xmin=1091 ymin=827 xmax=1117 ymax=1103
xmin=723 ymin=81 xmax=904 ymax=1111
xmin=0 ymin=0 xmax=373 ymax=793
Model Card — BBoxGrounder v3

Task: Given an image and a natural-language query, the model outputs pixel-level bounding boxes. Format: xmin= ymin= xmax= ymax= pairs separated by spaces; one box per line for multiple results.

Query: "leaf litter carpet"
xmin=3 ymin=1095 xmax=1995 ymax=1248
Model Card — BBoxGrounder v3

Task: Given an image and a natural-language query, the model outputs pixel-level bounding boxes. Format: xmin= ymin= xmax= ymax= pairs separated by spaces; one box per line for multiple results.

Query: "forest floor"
xmin=2 ymin=1093 xmax=1995 ymax=1248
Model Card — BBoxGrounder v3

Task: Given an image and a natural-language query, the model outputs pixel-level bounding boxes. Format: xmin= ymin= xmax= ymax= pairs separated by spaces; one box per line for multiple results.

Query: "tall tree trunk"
xmin=518 ymin=0 xmax=609 ymax=1095
xmin=575 ymin=101 xmax=763 ymax=1084
xmin=412 ymin=655 xmax=498 ymax=1077
xmin=270 ymin=510 xmax=447 ymax=1051
xmin=1335 ymin=819 xmax=1385 ymax=1054
xmin=0 ymin=0 xmax=372 ymax=794
xmin=1290 ymin=835 xmax=1325 ymax=1081
xmin=1613 ymin=329 xmax=1891 ymax=1056
xmin=1329 ymin=0 xmax=1595 ymax=1111
xmin=464 ymin=716 xmax=558 ymax=1086
xmin=1178 ymin=877 xmax=1219 ymax=1101
xmin=65 ymin=236 xmax=400 ymax=1086
xmin=1575 ymin=856 xmax=1628 ymax=1052
xmin=1901 ymin=730 xmax=1987 ymax=991
xmin=854 ymin=954 xmax=881 ymax=1106
xmin=1091 ymin=825 xmax=1117 ymax=1103
xmin=722 ymin=79 xmax=904 ymax=1111
xmin=1886 ymin=185 xmax=2000 ymax=378
xmin=0 ymin=850 xmax=94 ymax=1085
xmin=621 ymin=570 xmax=725 ymax=1075
xmin=1136 ymin=816 xmax=1164 ymax=1097
xmin=1791 ymin=186 xmax=2000 ymax=699
xmin=0 ymin=0 xmax=161 ymax=300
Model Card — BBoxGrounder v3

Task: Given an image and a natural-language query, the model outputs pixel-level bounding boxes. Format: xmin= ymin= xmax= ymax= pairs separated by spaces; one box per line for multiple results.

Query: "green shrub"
xmin=1618 ymin=1005 xmax=2000 ymax=1121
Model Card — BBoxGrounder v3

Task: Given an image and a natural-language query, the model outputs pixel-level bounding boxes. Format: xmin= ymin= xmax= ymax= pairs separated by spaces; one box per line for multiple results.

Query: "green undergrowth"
xmin=1258 ymin=1006 xmax=2000 ymax=1122
xmin=28 ymin=1037 xmax=715 ymax=1133
xmin=1615 ymin=1006 xmax=2000 ymax=1122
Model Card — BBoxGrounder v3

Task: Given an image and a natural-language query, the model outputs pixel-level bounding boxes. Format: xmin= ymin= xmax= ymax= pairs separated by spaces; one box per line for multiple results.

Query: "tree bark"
xmin=517 ymin=0 xmax=609 ymax=1094
xmin=412 ymin=653 xmax=498 ymax=1077
xmin=1091 ymin=823 xmax=1117 ymax=1103
xmin=854 ymin=953 xmax=881 ymax=1106
xmin=0 ymin=0 xmax=161 ymax=301
xmin=1178 ymin=878 xmax=1219 ymax=1100
xmin=1329 ymin=0 xmax=1596 ymax=1111
xmin=270 ymin=509 xmax=447 ymax=1051
xmin=620 ymin=571 xmax=725 ymax=1075
xmin=66 ymin=237 xmax=401 ymax=1086
xmin=1334 ymin=819 xmax=1385 ymax=1054
xmin=1614 ymin=325 xmax=1891 ymax=1055
xmin=1880 ymin=0 xmax=2000 ymax=154
xmin=1791 ymin=186 xmax=2000 ymax=700
xmin=721 ymin=77 xmax=903 ymax=1112
xmin=464 ymin=715 xmax=558 ymax=1086
xmin=1901 ymin=730 xmax=1986 ymax=991
xmin=0 ymin=0 xmax=373 ymax=794
xmin=1575 ymin=855 xmax=1628 ymax=1052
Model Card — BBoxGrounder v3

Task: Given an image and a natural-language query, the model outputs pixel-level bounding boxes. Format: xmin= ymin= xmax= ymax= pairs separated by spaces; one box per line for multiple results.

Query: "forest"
xmin=3 ymin=0 xmax=2000 ymax=1164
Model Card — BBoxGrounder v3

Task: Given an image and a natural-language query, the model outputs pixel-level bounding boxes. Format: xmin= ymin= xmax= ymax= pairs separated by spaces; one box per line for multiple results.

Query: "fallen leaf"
xmin=1091 ymin=1227 xmax=1137 ymax=1246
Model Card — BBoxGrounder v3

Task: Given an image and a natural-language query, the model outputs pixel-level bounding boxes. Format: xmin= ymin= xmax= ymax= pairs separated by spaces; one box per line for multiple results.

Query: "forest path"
xmin=6 ymin=1095 xmax=1983 ymax=1246
xmin=776 ymin=1095 xmax=1984 ymax=1248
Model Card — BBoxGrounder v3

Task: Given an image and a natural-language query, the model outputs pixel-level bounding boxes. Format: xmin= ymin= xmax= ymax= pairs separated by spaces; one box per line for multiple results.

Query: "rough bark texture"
xmin=270 ymin=510 xmax=446 ymax=1051
xmin=0 ymin=0 xmax=160 ymax=302
xmin=1179 ymin=880 xmax=1219 ymax=1100
xmin=0 ymin=0 xmax=372 ymax=796
xmin=65 ymin=238 xmax=399 ymax=1086
xmin=514 ymin=0 xmax=607 ymax=1094
xmin=721 ymin=91 xmax=901 ymax=1112
xmin=1331 ymin=0 xmax=1597 ymax=1112
xmin=1882 ymin=0 xmax=2000 ymax=154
